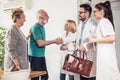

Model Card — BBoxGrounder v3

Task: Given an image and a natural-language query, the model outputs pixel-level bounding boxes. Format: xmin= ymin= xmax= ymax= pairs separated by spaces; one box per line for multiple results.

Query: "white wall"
xmin=112 ymin=6 xmax=120 ymax=71
xmin=0 ymin=0 xmax=78 ymax=80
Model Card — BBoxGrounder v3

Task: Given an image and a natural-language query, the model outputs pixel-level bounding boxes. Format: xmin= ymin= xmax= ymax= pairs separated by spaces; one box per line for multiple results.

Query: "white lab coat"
xmin=76 ymin=18 xmax=97 ymax=77
xmin=60 ymin=32 xmax=76 ymax=75
xmin=96 ymin=18 xmax=120 ymax=80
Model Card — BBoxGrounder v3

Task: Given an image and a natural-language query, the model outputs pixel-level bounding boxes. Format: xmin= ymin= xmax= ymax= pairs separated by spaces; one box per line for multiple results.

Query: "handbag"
xmin=62 ymin=51 xmax=93 ymax=76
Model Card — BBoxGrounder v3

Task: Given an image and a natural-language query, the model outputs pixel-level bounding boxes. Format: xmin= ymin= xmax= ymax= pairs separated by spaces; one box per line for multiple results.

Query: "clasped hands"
xmin=54 ymin=37 xmax=63 ymax=44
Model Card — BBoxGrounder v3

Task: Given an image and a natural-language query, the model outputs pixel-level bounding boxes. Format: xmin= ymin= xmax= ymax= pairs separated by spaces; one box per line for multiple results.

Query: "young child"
xmin=60 ymin=20 xmax=77 ymax=80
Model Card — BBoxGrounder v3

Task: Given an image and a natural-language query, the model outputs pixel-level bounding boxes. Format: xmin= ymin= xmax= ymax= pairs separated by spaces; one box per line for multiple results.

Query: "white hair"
xmin=36 ymin=9 xmax=46 ymax=18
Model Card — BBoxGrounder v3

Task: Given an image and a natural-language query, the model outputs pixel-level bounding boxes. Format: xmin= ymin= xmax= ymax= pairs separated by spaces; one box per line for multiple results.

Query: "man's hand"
xmin=77 ymin=44 xmax=86 ymax=52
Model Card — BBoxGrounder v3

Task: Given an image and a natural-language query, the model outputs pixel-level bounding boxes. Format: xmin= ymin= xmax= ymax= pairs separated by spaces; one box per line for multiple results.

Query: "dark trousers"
xmin=60 ymin=73 xmax=74 ymax=80
xmin=29 ymin=56 xmax=49 ymax=80
xmin=80 ymin=75 xmax=96 ymax=80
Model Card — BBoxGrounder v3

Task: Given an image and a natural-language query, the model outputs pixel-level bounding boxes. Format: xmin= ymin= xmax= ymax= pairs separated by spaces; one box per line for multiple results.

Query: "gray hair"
xmin=36 ymin=9 xmax=46 ymax=18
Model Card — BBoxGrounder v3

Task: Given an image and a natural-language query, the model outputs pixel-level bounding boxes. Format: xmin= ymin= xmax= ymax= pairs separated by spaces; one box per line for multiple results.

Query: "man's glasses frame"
xmin=79 ymin=11 xmax=87 ymax=14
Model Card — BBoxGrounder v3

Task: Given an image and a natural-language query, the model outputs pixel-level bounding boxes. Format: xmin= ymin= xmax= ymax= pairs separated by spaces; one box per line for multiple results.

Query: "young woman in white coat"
xmin=60 ymin=20 xmax=77 ymax=80
xmin=89 ymin=1 xmax=120 ymax=80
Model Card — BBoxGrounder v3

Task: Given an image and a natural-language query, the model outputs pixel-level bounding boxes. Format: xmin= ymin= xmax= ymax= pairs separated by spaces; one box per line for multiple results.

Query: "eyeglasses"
xmin=79 ymin=11 xmax=86 ymax=14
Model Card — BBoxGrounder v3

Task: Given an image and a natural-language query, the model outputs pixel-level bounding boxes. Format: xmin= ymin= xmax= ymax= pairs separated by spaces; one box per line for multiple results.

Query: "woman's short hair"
xmin=11 ymin=8 xmax=24 ymax=23
xmin=66 ymin=20 xmax=77 ymax=33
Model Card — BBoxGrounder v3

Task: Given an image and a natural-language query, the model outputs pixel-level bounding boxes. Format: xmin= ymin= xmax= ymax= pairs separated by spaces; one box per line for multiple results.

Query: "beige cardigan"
xmin=4 ymin=25 xmax=28 ymax=71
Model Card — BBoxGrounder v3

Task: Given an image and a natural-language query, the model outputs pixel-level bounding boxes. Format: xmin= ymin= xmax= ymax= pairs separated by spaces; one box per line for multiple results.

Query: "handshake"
xmin=54 ymin=37 xmax=63 ymax=44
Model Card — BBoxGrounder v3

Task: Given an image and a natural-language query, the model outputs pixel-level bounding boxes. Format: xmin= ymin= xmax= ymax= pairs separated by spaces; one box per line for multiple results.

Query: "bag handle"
xmin=83 ymin=52 xmax=88 ymax=59
xmin=78 ymin=51 xmax=88 ymax=60
xmin=72 ymin=50 xmax=78 ymax=56
xmin=72 ymin=50 xmax=88 ymax=59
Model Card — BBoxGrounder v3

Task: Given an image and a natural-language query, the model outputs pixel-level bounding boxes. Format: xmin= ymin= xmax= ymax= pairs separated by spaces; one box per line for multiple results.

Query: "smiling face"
xmin=17 ymin=13 xmax=26 ymax=27
xmin=64 ymin=22 xmax=70 ymax=32
xmin=37 ymin=10 xmax=49 ymax=26
xmin=78 ymin=7 xmax=87 ymax=21
xmin=64 ymin=20 xmax=76 ymax=33
xmin=41 ymin=12 xmax=49 ymax=24
xmin=94 ymin=7 xmax=104 ymax=19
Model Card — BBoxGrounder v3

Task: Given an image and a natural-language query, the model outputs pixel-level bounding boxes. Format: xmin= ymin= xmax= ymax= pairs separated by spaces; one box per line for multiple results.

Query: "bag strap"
xmin=73 ymin=50 xmax=78 ymax=56
xmin=78 ymin=51 xmax=88 ymax=60
xmin=83 ymin=52 xmax=88 ymax=59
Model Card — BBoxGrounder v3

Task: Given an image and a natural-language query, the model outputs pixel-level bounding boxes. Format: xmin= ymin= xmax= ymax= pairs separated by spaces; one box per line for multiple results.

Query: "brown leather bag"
xmin=62 ymin=51 xmax=93 ymax=76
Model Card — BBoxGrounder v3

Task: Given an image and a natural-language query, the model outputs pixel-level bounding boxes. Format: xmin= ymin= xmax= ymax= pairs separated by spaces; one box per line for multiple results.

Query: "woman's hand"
xmin=12 ymin=64 xmax=21 ymax=71
xmin=15 ymin=65 xmax=21 ymax=71
xmin=89 ymin=38 xmax=96 ymax=43
xmin=12 ymin=58 xmax=21 ymax=71
xmin=60 ymin=44 xmax=68 ymax=50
